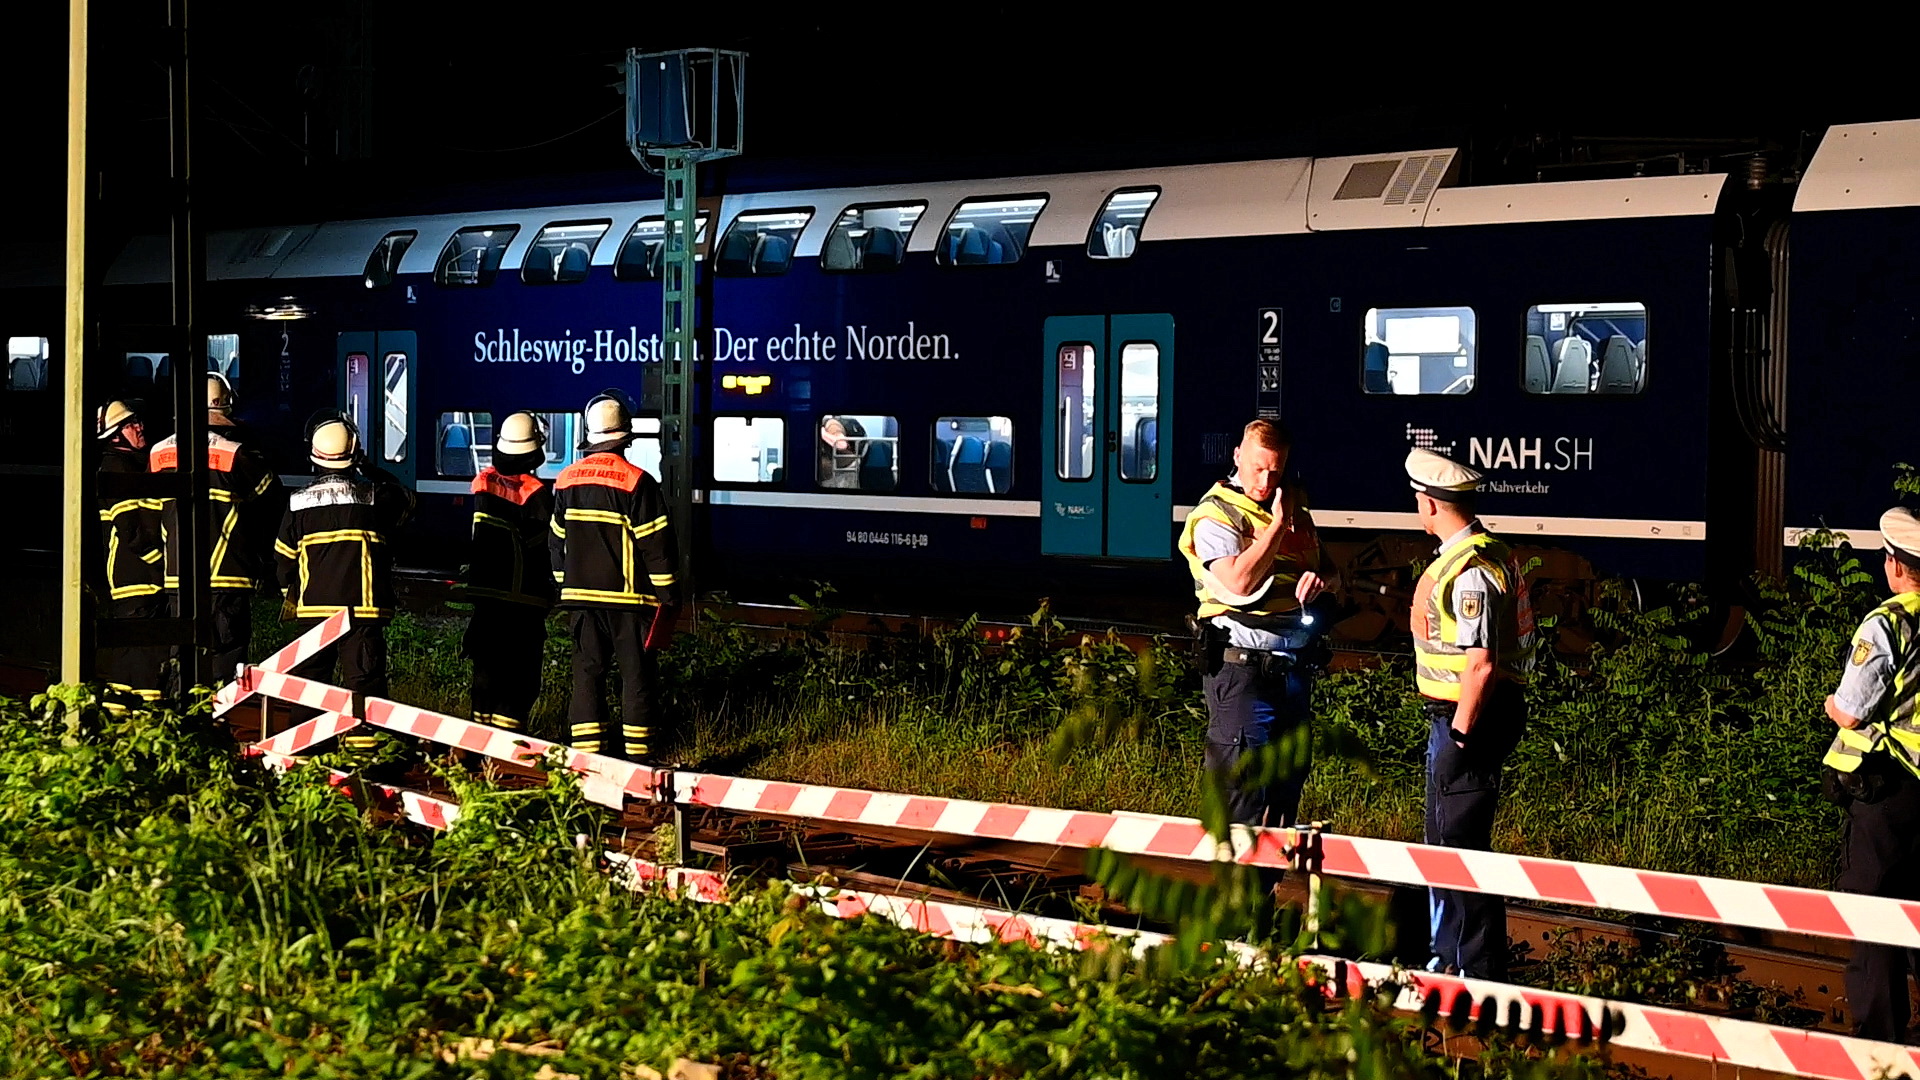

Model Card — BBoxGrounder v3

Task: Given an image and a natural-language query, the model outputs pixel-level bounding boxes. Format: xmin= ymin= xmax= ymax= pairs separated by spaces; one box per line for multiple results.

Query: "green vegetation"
xmin=0 ymin=687 xmax=1598 ymax=1078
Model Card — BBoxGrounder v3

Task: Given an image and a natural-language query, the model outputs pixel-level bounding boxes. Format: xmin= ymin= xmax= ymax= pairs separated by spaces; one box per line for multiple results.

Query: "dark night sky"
xmin=9 ymin=5 xmax=1920 ymax=246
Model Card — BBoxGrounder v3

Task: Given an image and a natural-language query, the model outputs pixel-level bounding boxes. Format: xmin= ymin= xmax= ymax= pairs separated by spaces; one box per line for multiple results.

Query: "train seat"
xmin=1100 ymin=223 xmax=1137 ymax=258
xmin=715 ymin=229 xmax=756 ymax=275
xmin=1134 ymin=417 xmax=1158 ymax=477
xmin=984 ymin=222 xmax=1020 ymax=263
xmin=1362 ymin=342 xmax=1390 ymax=393
xmin=1551 ymin=337 xmax=1592 ymax=394
xmin=955 ymin=227 xmax=991 ymax=265
xmin=439 ymin=423 xmax=473 ymax=477
xmin=859 ymin=439 xmax=894 ymax=490
xmin=864 ymin=227 xmax=904 ymax=271
xmin=984 ymin=439 xmax=1012 ymax=493
xmin=951 ymin=436 xmax=990 ymax=492
xmin=1599 ymin=335 xmax=1637 ymax=394
xmin=10 ymin=357 xmax=46 ymax=391
xmin=523 ymin=250 xmax=557 ymax=284
xmin=931 ymin=437 xmax=955 ymax=492
xmin=822 ymin=227 xmax=860 ymax=271
xmin=558 ymin=243 xmax=592 ymax=282
xmin=751 ymin=233 xmax=793 ymax=275
xmin=1524 ymin=335 xmax=1551 ymax=393
xmin=617 ymin=238 xmax=654 ymax=280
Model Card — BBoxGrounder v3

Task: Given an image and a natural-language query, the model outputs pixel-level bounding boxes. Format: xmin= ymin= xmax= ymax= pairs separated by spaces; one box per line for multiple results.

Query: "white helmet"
xmin=96 ymin=399 xmax=138 ymax=440
xmin=583 ymin=389 xmax=635 ymax=446
xmin=308 ymin=414 xmax=360 ymax=469
xmin=206 ymin=371 xmax=236 ymax=417
xmin=495 ymin=411 xmax=547 ymax=455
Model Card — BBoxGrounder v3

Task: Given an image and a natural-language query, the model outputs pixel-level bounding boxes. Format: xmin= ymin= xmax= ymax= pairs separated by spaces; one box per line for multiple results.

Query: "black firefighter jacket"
xmin=274 ymin=466 xmax=415 ymax=621
xmin=98 ymin=449 xmax=166 ymax=603
xmin=150 ymin=424 xmax=284 ymax=592
xmin=549 ymin=451 xmax=679 ymax=611
xmin=465 ymin=466 xmax=555 ymax=608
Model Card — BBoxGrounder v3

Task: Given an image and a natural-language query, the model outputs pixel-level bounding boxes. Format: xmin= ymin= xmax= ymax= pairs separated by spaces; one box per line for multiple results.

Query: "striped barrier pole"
xmin=212 ymin=610 xmax=352 ymax=714
xmin=246 ymin=711 xmax=361 ymax=758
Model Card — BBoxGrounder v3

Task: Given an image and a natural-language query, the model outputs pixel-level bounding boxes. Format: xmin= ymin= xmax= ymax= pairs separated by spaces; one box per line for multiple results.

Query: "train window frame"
xmin=1359 ymin=306 xmax=1478 ymax=396
xmin=933 ymin=415 xmax=1015 ymax=495
xmin=711 ymin=415 xmax=788 ymax=485
xmin=713 ymin=208 xmax=814 ymax=278
xmin=520 ymin=219 xmax=610 ymax=286
xmin=936 ymin=193 xmax=1049 ymax=268
xmin=815 ymin=413 xmax=900 ymax=493
xmin=433 ymin=225 xmax=519 ymax=287
xmin=612 ymin=213 xmax=712 ymax=282
xmin=382 ymin=351 xmax=409 ymax=464
xmin=434 ymin=411 xmax=492 ymax=479
xmin=363 ymin=230 xmax=417 ymax=289
xmin=7 ymin=336 xmax=51 ymax=391
xmin=1086 ymin=187 xmax=1160 ymax=260
xmin=820 ymin=202 xmax=928 ymax=274
xmin=1523 ymin=302 xmax=1649 ymax=397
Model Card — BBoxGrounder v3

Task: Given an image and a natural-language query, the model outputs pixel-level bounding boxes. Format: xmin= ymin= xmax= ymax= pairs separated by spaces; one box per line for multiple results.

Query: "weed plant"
xmin=0 ymin=687 xmax=1596 ymax=1078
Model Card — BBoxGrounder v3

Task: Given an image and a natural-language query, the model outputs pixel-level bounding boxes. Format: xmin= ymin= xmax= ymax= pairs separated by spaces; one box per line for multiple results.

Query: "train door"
xmin=1039 ymin=314 xmax=1174 ymax=559
xmin=335 ymin=331 xmax=418 ymax=489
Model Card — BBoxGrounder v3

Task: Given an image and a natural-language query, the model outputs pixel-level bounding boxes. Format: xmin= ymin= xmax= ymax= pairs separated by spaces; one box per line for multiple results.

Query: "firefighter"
xmin=150 ymin=372 xmax=282 ymax=685
xmin=1406 ymin=447 xmax=1536 ymax=979
xmin=275 ymin=412 xmax=414 ymax=750
xmin=94 ymin=400 xmax=168 ymax=710
xmin=1821 ymin=507 xmax=1920 ymax=1043
xmin=461 ymin=411 xmax=554 ymax=732
xmin=1175 ymin=418 xmax=1333 ymax=832
xmin=550 ymin=389 xmax=679 ymax=761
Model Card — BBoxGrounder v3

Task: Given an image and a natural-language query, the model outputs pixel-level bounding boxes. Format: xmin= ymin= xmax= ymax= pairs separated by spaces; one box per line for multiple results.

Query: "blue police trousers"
xmin=1424 ymin=681 xmax=1525 ymax=979
xmin=1202 ymin=660 xmax=1313 ymax=829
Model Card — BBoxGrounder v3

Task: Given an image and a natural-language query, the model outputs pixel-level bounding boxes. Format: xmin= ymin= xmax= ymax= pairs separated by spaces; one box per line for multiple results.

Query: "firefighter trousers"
xmin=98 ymin=594 xmax=169 ymax=708
xmin=285 ymin=620 xmax=388 ymax=751
xmin=567 ymin=607 xmax=663 ymax=762
xmin=463 ymin=600 xmax=548 ymax=732
xmin=167 ymin=589 xmax=253 ymax=690
xmin=1836 ymin=766 xmax=1920 ymax=1044
xmin=1424 ymin=681 xmax=1526 ymax=980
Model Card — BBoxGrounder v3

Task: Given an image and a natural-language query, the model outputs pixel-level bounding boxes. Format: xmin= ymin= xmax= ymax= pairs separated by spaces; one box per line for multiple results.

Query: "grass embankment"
xmin=0 ymin=689 xmax=1596 ymax=1078
xmin=254 ymin=545 xmax=1868 ymax=891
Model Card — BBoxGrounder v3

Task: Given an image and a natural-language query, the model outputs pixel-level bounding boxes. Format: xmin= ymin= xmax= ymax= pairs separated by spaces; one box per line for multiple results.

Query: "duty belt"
xmin=1221 ymin=646 xmax=1302 ymax=674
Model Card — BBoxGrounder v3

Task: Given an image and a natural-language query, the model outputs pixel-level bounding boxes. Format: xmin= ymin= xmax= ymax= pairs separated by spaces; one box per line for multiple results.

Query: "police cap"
xmin=1406 ymin=448 xmax=1482 ymax=501
xmin=1882 ymin=507 xmax=1920 ymax=560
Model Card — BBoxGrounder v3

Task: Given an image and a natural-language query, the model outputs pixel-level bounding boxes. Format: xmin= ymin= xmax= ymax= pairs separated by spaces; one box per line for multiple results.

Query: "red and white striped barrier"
xmin=248 ymin=711 xmax=361 ymax=758
xmin=257 ymin=749 xmax=465 ymax=832
xmin=213 ymin=610 xmax=351 ymax=713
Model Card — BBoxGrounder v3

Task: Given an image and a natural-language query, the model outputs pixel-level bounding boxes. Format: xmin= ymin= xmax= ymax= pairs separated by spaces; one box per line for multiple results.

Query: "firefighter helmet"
xmin=95 ymin=399 xmax=138 ymax=440
xmin=582 ymin=389 xmax=637 ymax=446
xmin=206 ymin=371 xmax=237 ymax=416
xmin=495 ymin=411 xmax=547 ymax=455
xmin=306 ymin=411 xmax=361 ymax=468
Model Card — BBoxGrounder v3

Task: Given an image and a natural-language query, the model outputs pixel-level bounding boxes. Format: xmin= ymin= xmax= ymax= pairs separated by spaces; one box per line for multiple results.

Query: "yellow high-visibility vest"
xmin=1412 ymin=530 xmax=1536 ymax=701
xmin=1823 ymin=592 xmax=1920 ymax=780
xmin=1176 ymin=482 xmax=1319 ymax=620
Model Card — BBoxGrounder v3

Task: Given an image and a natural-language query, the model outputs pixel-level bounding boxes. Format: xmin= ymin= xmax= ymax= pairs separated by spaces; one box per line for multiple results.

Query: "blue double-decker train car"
xmin=1 ymin=119 xmax=1914 ymax=638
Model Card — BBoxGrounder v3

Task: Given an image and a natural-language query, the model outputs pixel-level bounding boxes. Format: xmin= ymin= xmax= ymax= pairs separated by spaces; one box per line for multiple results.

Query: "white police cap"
xmin=1881 ymin=507 xmax=1920 ymax=559
xmin=1406 ymin=448 xmax=1482 ymax=501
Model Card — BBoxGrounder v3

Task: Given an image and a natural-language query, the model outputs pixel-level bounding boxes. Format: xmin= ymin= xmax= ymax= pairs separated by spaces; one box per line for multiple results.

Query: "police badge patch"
xmin=1854 ymin=641 xmax=1873 ymax=666
xmin=1460 ymin=592 xmax=1484 ymax=620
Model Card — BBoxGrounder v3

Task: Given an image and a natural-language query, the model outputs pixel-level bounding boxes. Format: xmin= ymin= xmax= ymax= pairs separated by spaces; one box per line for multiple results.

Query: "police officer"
xmin=1821 ymin=507 xmax=1920 ymax=1043
xmin=1406 ymin=447 xmax=1536 ymax=978
xmin=461 ymin=412 xmax=554 ymax=732
xmin=94 ymin=400 xmax=168 ymax=710
xmin=1176 ymin=419 xmax=1331 ymax=831
xmin=551 ymin=389 xmax=679 ymax=761
xmin=275 ymin=413 xmax=415 ymax=748
xmin=150 ymin=372 xmax=282 ymax=684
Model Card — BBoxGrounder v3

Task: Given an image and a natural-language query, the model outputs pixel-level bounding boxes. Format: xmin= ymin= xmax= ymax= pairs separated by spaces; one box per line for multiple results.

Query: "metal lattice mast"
xmin=627 ymin=48 xmax=744 ymax=599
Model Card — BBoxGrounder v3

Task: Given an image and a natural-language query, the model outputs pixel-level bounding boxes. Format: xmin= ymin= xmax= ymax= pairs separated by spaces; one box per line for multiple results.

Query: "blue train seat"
xmin=984 ymin=439 xmax=1012 ymax=492
xmin=823 ymin=227 xmax=859 ymax=271
xmin=931 ymin=437 xmax=954 ymax=492
xmin=955 ymin=228 xmax=991 ymax=265
xmin=752 ymin=233 xmax=793 ymax=275
xmin=1599 ymin=335 xmax=1637 ymax=394
xmin=1524 ymin=335 xmax=1551 ymax=393
xmin=951 ymin=436 xmax=989 ymax=492
xmin=859 ymin=439 xmax=894 ymax=490
xmin=984 ymin=222 xmax=1020 ymax=263
xmin=1362 ymin=342 xmax=1390 ymax=393
xmin=558 ymin=243 xmax=591 ymax=282
xmin=1133 ymin=417 xmax=1158 ymax=478
xmin=125 ymin=355 xmax=154 ymax=391
xmin=439 ymin=423 xmax=472 ymax=476
xmin=864 ymin=227 xmax=903 ymax=271
xmin=715 ymin=229 xmax=756 ymax=275
xmin=11 ymin=357 xmax=46 ymax=391
xmin=523 ymin=250 xmax=557 ymax=284
xmin=617 ymin=238 xmax=653 ymax=280
xmin=1551 ymin=337 xmax=1592 ymax=394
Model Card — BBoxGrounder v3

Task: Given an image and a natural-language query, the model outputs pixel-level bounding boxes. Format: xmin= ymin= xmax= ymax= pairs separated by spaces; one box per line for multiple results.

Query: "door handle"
xmin=1106 ymin=431 xmax=1119 ymax=453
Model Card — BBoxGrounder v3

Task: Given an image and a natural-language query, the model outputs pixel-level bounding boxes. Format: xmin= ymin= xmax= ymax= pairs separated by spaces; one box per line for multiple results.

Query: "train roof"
xmin=1793 ymin=119 xmax=1920 ymax=213
xmin=104 ymin=146 xmax=1737 ymax=286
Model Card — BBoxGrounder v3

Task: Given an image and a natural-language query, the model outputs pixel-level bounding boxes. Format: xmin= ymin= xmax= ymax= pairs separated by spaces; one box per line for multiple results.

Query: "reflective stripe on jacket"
xmin=275 ymin=469 xmax=413 ymax=620
xmin=465 ymin=468 xmax=555 ymax=608
xmin=1411 ymin=530 xmax=1536 ymax=701
xmin=1175 ymin=481 xmax=1319 ymax=619
xmin=151 ymin=430 xmax=280 ymax=591
xmin=549 ymin=452 xmax=679 ymax=609
xmin=1824 ymin=593 xmax=1920 ymax=780
xmin=98 ymin=450 xmax=166 ymax=600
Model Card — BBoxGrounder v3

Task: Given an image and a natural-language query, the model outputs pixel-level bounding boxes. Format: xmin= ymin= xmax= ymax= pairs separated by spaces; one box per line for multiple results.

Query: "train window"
xmin=382 ymin=351 xmax=408 ymax=463
xmin=821 ymin=202 xmax=926 ymax=273
xmin=123 ymin=352 xmax=168 ymax=397
xmin=1055 ymin=343 xmax=1096 ymax=480
xmin=206 ymin=334 xmax=239 ymax=382
xmin=1525 ymin=303 xmax=1648 ymax=395
xmin=816 ymin=414 xmax=899 ymax=492
xmin=713 ymin=416 xmax=785 ymax=483
xmin=714 ymin=209 xmax=812 ymax=277
xmin=531 ymin=414 xmax=659 ymax=478
xmin=934 ymin=416 xmax=1014 ymax=494
xmin=1117 ymin=343 xmax=1160 ymax=482
xmin=937 ymin=195 xmax=1047 ymax=267
xmin=363 ymin=231 xmax=416 ymax=289
xmin=7 ymin=337 xmax=49 ymax=391
xmin=1087 ymin=188 xmax=1160 ymax=260
xmin=613 ymin=214 xmax=712 ymax=282
xmin=1361 ymin=307 xmax=1476 ymax=395
xmin=521 ymin=220 xmax=609 ymax=285
xmin=434 ymin=225 xmax=518 ymax=287
xmin=435 ymin=411 xmax=491 ymax=478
